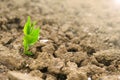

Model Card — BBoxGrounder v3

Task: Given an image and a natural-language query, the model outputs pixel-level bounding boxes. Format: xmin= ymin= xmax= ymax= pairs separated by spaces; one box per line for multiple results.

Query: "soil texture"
xmin=0 ymin=0 xmax=120 ymax=80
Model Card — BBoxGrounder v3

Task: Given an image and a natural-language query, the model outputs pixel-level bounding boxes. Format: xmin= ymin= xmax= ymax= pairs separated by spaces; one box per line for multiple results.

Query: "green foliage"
xmin=23 ymin=16 xmax=40 ymax=55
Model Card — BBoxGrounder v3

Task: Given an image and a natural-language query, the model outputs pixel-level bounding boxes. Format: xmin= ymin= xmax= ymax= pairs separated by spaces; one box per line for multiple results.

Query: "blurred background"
xmin=1 ymin=0 xmax=120 ymax=48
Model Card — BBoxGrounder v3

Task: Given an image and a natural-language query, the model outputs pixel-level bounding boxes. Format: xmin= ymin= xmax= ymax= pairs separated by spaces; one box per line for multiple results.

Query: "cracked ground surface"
xmin=0 ymin=0 xmax=120 ymax=80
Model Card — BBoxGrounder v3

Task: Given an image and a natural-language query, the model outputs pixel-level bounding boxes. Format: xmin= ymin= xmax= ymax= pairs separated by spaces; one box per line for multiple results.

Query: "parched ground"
xmin=0 ymin=0 xmax=120 ymax=80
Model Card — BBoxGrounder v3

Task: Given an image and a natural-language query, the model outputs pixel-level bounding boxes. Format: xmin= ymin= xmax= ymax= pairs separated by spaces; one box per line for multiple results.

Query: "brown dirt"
xmin=0 ymin=0 xmax=120 ymax=80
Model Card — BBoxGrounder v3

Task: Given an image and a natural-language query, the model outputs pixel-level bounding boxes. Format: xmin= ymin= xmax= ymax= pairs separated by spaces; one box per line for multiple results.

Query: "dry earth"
xmin=0 ymin=0 xmax=120 ymax=80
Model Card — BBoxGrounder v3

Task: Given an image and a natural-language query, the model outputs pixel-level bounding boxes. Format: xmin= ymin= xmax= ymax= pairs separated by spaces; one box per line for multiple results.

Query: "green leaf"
xmin=23 ymin=16 xmax=31 ymax=35
xmin=30 ymin=28 xmax=40 ymax=37
xmin=24 ymin=34 xmax=39 ymax=45
xmin=23 ymin=16 xmax=40 ymax=56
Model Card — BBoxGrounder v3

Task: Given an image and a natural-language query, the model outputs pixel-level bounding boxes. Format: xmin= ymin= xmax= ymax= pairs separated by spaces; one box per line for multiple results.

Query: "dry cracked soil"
xmin=1 ymin=0 xmax=120 ymax=80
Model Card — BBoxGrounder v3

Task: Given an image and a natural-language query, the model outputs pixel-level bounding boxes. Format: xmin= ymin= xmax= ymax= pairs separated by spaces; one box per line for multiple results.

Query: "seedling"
xmin=23 ymin=16 xmax=40 ymax=55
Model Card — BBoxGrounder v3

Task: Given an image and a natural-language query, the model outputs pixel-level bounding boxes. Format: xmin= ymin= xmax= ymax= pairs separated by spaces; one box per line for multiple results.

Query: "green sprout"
xmin=23 ymin=16 xmax=40 ymax=55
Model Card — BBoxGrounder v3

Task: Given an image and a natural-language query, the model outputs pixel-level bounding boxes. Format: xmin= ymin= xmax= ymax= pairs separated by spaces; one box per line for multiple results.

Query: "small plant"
xmin=23 ymin=16 xmax=40 ymax=55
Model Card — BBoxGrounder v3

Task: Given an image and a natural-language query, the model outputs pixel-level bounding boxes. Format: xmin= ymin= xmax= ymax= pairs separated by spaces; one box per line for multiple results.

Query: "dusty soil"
xmin=0 ymin=0 xmax=120 ymax=80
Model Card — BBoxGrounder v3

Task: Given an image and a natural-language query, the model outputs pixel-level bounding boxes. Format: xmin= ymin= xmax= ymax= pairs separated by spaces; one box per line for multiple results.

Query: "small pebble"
xmin=88 ymin=77 xmax=92 ymax=80
xmin=40 ymin=39 xmax=49 ymax=43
